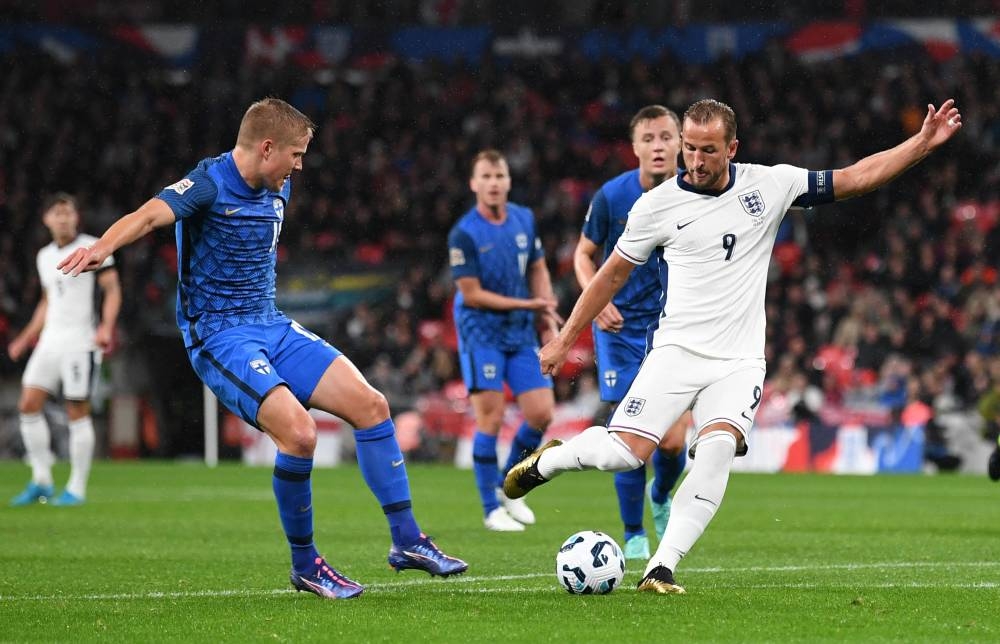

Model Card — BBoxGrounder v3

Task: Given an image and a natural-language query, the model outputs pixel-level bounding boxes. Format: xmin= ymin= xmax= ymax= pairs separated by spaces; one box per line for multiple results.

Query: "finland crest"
xmin=250 ymin=359 xmax=271 ymax=375
xmin=603 ymin=370 xmax=618 ymax=388
xmin=483 ymin=363 xmax=497 ymax=380
xmin=738 ymin=189 xmax=765 ymax=225
xmin=623 ymin=396 xmax=645 ymax=416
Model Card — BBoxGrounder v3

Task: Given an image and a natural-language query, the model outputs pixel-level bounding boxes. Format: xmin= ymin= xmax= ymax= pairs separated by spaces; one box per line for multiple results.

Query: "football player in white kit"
xmin=8 ymin=194 xmax=121 ymax=506
xmin=505 ymin=98 xmax=962 ymax=593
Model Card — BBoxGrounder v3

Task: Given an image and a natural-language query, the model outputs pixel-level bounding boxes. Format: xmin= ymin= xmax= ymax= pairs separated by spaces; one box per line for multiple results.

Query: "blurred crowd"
xmin=1 ymin=29 xmax=999 ymax=460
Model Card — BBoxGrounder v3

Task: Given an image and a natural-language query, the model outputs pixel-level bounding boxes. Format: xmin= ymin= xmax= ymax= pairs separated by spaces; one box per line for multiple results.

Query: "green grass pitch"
xmin=1 ymin=461 xmax=998 ymax=642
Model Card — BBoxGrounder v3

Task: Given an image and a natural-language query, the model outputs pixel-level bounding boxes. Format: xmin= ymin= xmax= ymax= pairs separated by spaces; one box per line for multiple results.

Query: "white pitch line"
xmin=2 ymin=561 xmax=998 ymax=602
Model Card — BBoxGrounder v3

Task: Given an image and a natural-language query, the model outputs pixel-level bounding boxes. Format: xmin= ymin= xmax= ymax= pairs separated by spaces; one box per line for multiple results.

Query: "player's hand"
xmin=95 ymin=323 xmax=115 ymax=354
xmin=57 ymin=244 xmax=108 ymax=276
xmin=539 ymin=335 xmax=571 ymax=376
xmin=540 ymin=307 xmax=565 ymax=327
xmin=528 ymin=296 xmax=558 ymax=313
xmin=919 ymin=99 xmax=962 ymax=150
xmin=7 ymin=337 xmax=28 ymax=361
xmin=595 ymin=303 xmax=624 ymax=333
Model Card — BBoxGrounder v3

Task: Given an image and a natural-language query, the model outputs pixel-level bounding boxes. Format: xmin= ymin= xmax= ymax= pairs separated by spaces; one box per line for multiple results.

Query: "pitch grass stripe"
xmin=3 ymin=561 xmax=999 ymax=602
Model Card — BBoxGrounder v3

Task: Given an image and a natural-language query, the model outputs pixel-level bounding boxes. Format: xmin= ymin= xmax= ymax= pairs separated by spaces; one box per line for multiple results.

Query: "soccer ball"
xmin=555 ymin=530 xmax=625 ymax=595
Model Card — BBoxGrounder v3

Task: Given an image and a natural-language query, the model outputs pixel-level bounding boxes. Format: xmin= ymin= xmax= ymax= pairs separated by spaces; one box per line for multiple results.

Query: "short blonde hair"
xmin=470 ymin=149 xmax=506 ymax=177
xmin=683 ymin=99 xmax=737 ymax=142
xmin=236 ymin=98 xmax=315 ymax=147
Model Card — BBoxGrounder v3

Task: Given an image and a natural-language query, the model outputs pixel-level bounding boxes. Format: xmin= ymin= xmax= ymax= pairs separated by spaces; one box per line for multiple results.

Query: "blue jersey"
xmin=448 ymin=203 xmax=544 ymax=351
xmin=581 ymin=169 xmax=666 ymax=334
xmin=156 ymin=152 xmax=291 ymax=348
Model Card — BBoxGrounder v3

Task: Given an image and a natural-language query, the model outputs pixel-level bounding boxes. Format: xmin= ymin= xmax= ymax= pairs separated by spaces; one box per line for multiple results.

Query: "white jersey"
xmin=615 ymin=163 xmax=822 ymax=360
xmin=35 ymin=234 xmax=114 ymax=353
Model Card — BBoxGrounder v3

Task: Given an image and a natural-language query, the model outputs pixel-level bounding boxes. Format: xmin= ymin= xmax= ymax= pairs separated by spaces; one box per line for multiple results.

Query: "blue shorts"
xmin=458 ymin=344 xmax=552 ymax=395
xmin=188 ymin=319 xmax=342 ymax=427
xmin=593 ymin=325 xmax=649 ymax=403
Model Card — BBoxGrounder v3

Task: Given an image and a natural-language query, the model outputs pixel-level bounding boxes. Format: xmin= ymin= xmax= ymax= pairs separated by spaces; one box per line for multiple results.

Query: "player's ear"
xmin=261 ymin=138 xmax=274 ymax=161
xmin=727 ymin=138 xmax=739 ymax=161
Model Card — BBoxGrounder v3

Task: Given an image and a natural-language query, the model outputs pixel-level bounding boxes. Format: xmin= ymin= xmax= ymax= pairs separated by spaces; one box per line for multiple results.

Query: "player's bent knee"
xmin=525 ymin=412 xmax=552 ymax=431
xmin=350 ymin=388 xmax=390 ymax=428
xmin=282 ymin=422 xmax=318 ymax=456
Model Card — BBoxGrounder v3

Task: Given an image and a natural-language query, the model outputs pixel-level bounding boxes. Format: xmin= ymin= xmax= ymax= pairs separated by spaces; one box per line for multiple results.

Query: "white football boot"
xmin=484 ymin=506 xmax=525 ymax=532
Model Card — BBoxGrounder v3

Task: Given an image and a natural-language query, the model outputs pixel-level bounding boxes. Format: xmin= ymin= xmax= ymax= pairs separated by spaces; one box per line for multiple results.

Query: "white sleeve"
xmin=613 ymin=197 xmax=661 ymax=266
xmin=770 ymin=164 xmax=811 ymax=210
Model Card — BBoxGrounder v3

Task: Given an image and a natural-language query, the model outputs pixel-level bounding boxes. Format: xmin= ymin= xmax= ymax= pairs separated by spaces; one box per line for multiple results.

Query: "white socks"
xmin=646 ymin=431 xmax=737 ymax=576
xmin=19 ymin=413 xmax=53 ymax=487
xmin=18 ymin=413 xmax=95 ymax=498
xmin=67 ymin=416 xmax=95 ymax=499
xmin=538 ymin=426 xmax=644 ymax=479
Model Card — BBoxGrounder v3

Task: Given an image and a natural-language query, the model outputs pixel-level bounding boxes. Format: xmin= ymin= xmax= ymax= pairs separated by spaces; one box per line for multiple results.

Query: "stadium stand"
xmin=1 ymin=2 xmax=998 ymax=471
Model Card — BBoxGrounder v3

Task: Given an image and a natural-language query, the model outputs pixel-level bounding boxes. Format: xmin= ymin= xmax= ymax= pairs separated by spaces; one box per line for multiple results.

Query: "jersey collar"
xmin=676 ymin=163 xmax=737 ymax=197
xmin=223 ymin=151 xmax=268 ymax=198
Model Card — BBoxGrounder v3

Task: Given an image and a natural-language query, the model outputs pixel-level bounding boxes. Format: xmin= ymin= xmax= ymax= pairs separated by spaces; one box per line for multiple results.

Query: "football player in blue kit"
xmin=574 ymin=105 xmax=690 ymax=560
xmin=448 ymin=149 xmax=562 ymax=532
xmin=58 ymin=98 xmax=467 ymax=600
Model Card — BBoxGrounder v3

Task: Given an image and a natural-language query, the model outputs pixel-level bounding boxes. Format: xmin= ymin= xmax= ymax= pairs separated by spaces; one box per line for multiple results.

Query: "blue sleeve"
xmin=791 ymin=170 xmax=835 ymax=208
xmin=155 ymin=167 xmax=219 ymax=219
xmin=448 ymin=227 xmax=480 ymax=281
xmin=581 ymin=188 xmax=610 ymax=244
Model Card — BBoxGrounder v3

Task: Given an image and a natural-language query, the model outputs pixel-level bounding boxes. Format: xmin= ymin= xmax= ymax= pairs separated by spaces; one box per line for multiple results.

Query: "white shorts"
xmin=22 ymin=349 xmax=99 ymax=401
xmin=608 ymin=344 xmax=766 ymax=457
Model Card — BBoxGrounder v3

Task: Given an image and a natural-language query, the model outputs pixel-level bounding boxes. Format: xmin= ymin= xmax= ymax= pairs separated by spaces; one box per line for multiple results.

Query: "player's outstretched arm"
xmin=573 ymin=234 xmax=624 ymax=333
xmin=833 ymin=99 xmax=962 ymax=201
xmin=539 ymin=252 xmax=635 ymax=375
xmin=58 ymin=198 xmax=176 ymax=276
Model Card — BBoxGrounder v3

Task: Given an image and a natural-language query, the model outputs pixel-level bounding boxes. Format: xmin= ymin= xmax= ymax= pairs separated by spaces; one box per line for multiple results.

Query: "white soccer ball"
xmin=555 ymin=530 xmax=625 ymax=595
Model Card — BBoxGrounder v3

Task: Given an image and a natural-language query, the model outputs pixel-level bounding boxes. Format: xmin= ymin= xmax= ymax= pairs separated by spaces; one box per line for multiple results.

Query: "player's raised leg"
xmin=310 ymin=354 xmax=467 ymax=576
xmin=504 ymin=427 xmax=650 ymax=498
xmin=10 ymin=386 xmax=54 ymax=506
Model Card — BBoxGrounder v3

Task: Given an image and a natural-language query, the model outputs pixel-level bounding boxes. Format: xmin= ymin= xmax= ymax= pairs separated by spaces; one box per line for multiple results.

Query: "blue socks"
xmin=650 ymin=447 xmax=687 ymax=505
xmin=273 ymin=452 xmax=319 ymax=572
xmin=472 ymin=431 xmax=500 ymax=516
xmin=499 ymin=422 xmax=544 ymax=485
xmin=355 ymin=419 xmax=421 ymax=546
xmin=614 ymin=467 xmax=647 ymax=541
xmin=615 ymin=447 xmax=688 ymax=540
